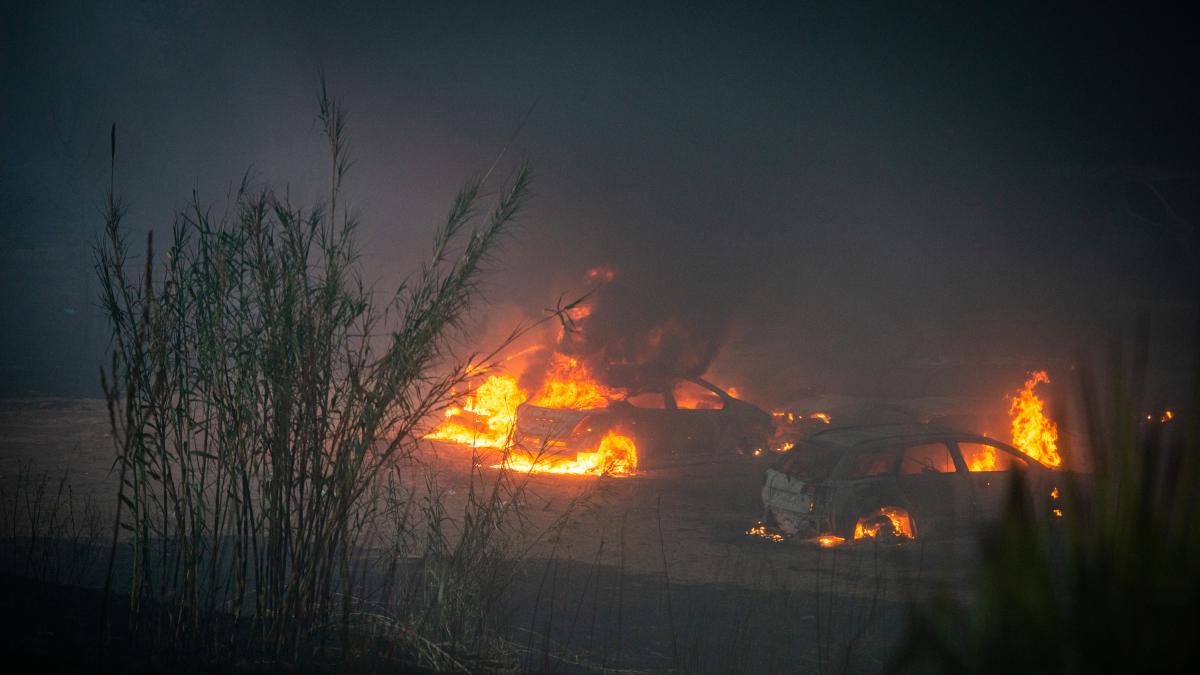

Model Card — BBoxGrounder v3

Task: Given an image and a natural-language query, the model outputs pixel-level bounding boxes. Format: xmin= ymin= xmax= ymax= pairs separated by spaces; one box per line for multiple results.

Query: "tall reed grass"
xmin=95 ymin=81 xmax=538 ymax=669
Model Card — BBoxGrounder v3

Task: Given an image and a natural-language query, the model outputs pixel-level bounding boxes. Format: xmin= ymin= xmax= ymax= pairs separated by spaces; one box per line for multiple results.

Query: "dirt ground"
xmin=0 ymin=397 xmax=984 ymax=672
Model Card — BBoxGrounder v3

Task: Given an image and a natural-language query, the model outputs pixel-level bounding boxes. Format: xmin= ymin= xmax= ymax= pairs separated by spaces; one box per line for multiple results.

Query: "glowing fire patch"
xmin=966 ymin=444 xmax=999 ymax=472
xmin=771 ymin=410 xmax=831 ymax=424
xmin=529 ymin=353 xmax=620 ymax=410
xmin=424 ymin=374 xmax=527 ymax=448
xmin=502 ymin=430 xmax=637 ymax=476
xmin=853 ymin=507 xmax=915 ymax=541
xmin=746 ymin=522 xmax=785 ymax=542
xmin=1009 ymin=370 xmax=1061 ymax=467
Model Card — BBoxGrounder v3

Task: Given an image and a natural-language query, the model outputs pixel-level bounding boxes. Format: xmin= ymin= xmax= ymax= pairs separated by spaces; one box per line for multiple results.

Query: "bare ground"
xmin=0 ymin=398 xmax=984 ymax=672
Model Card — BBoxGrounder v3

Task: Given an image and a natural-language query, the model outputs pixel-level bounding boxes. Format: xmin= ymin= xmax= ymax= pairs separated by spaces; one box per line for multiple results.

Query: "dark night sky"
xmin=2 ymin=1 xmax=1197 ymax=403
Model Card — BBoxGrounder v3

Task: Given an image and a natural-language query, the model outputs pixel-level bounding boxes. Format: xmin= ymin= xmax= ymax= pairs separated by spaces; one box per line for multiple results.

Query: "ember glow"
xmin=1149 ymin=409 xmax=1175 ymax=423
xmin=1009 ymin=370 xmax=1061 ymax=467
xmin=424 ymin=374 xmax=527 ymax=448
xmin=769 ymin=410 xmax=830 ymax=451
xmin=771 ymin=410 xmax=831 ymax=424
xmin=853 ymin=506 xmax=915 ymax=541
xmin=502 ymin=430 xmax=638 ymax=476
xmin=746 ymin=522 xmax=785 ymax=542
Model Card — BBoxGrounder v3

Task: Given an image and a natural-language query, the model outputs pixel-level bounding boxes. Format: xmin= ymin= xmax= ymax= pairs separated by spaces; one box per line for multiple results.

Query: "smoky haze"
xmin=2 ymin=2 xmax=1197 ymax=406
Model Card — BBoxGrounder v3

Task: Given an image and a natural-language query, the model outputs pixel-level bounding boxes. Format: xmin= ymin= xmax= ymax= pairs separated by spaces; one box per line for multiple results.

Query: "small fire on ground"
xmin=746 ymin=521 xmax=785 ymax=543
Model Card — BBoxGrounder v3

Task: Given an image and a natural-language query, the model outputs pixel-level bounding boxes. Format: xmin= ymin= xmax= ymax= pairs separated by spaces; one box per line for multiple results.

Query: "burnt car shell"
xmin=761 ymin=423 xmax=1063 ymax=539
xmin=515 ymin=377 xmax=772 ymax=470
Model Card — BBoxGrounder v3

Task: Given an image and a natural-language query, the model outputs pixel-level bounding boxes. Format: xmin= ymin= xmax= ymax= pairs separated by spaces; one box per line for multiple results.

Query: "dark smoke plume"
xmin=554 ymin=275 xmax=729 ymax=391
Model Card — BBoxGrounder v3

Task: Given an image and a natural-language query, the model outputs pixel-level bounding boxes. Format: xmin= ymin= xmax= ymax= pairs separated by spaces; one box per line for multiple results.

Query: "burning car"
xmin=760 ymin=423 xmax=1063 ymax=542
xmin=515 ymin=376 xmax=773 ymax=470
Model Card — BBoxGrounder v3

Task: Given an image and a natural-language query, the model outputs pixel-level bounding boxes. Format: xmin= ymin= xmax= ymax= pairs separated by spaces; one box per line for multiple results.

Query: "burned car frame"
xmin=515 ymin=377 xmax=773 ymax=470
xmin=761 ymin=423 xmax=1062 ymax=541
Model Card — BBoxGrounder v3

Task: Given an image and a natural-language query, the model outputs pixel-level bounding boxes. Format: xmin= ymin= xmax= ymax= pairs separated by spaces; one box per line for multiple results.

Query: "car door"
xmin=607 ymin=391 xmax=675 ymax=467
xmin=895 ymin=439 xmax=973 ymax=537
xmin=954 ymin=438 xmax=1032 ymax=525
xmin=668 ymin=379 xmax=724 ymax=459
xmin=832 ymin=444 xmax=905 ymax=536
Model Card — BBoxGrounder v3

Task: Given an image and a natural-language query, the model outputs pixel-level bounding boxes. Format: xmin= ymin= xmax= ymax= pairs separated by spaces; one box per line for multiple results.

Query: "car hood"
xmin=515 ymin=403 xmax=593 ymax=442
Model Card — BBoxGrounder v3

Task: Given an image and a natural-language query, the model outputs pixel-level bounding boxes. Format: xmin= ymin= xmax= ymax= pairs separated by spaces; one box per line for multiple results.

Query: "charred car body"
xmin=515 ymin=377 xmax=773 ymax=470
xmin=761 ymin=424 xmax=1063 ymax=541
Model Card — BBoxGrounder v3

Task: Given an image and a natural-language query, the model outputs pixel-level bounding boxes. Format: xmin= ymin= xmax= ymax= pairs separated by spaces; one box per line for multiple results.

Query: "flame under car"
xmin=514 ymin=377 xmax=773 ymax=471
xmin=761 ymin=424 xmax=1063 ymax=542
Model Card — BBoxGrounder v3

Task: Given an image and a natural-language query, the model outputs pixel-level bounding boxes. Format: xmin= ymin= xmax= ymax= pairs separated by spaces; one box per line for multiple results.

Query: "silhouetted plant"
xmin=96 ymin=80 xmax=539 ymax=669
xmin=895 ymin=324 xmax=1200 ymax=672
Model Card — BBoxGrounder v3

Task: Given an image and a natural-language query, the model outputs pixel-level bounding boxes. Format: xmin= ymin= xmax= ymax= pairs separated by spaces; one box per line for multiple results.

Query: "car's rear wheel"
xmin=851 ymin=506 xmax=916 ymax=543
xmin=735 ymin=435 xmax=768 ymax=459
xmin=763 ymin=507 xmax=778 ymax=528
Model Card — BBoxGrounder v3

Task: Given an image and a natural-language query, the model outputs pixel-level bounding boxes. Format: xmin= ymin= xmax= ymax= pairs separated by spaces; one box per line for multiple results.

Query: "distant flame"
xmin=586 ymin=266 xmax=616 ymax=283
xmin=502 ymin=429 xmax=637 ymax=476
xmin=1009 ymin=370 xmax=1061 ymax=467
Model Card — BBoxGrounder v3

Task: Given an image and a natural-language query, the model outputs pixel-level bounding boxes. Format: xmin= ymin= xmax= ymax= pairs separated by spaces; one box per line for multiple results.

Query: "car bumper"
xmin=765 ymin=505 xmax=829 ymax=537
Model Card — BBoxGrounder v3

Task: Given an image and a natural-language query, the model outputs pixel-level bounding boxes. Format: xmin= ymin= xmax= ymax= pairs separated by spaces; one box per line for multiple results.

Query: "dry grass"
xmin=93 ymin=80 xmax=546 ymax=670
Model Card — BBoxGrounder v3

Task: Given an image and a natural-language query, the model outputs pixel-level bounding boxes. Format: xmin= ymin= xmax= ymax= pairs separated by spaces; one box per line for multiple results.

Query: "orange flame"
xmin=529 ymin=353 xmax=620 ymax=410
xmin=1009 ymin=370 xmax=1061 ymax=467
xmin=966 ymin=444 xmax=999 ymax=472
xmin=425 ymin=374 xmax=527 ymax=448
xmin=502 ymin=429 xmax=637 ymax=476
xmin=853 ymin=507 xmax=915 ymax=540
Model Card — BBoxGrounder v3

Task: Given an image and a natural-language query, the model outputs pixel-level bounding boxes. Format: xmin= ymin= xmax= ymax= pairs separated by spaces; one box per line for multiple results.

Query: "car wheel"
xmin=852 ymin=506 xmax=916 ymax=543
xmin=736 ymin=435 xmax=767 ymax=459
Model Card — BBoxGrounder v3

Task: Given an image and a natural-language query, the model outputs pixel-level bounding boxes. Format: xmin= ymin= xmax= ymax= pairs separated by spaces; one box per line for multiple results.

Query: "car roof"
xmin=804 ymin=423 xmax=987 ymax=449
